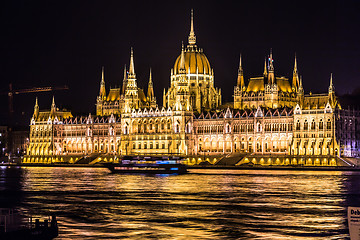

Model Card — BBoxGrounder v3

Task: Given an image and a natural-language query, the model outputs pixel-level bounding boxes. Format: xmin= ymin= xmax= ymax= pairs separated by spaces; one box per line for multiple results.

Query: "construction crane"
xmin=0 ymin=83 xmax=69 ymax=156
xmin=6 ymin=83 xmax=69 ymax=117
xmin=0 ymin=83 xmax=69 ymax=122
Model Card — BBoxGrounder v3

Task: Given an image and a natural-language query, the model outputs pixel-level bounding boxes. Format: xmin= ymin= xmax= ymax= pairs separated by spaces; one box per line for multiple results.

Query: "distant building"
xmin=25 ymin=11 xmax=360 ymax=165
xmin=0 ymin=126 xmax=8 ymax=156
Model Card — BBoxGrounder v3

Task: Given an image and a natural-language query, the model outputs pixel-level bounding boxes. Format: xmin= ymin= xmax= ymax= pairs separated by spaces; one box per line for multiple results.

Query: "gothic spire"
xmin=292 ymin=54 xmax=299 ymax=91
xmin=122 ymin=65 xmax=127 ymax=95
xmin=268 ymin=49 xmax=275 ymax=84
xmin=99 ymin=66 xmax=106 ymax=99
xmin=51 ymin=96 xmax=56 ymax=115
xmin=188 ymin=9 xmax=196 ymax=45
xmin=129 ymin=47 xmax=136 ymax=78
xmin=237 ymin=54 xmax=245 ymax=90
xmin=147 ymin=68 xmax=154 ymax=100
xmin=179 ymin=42 xmax=186 ymax=72
xmin=299 ymin=76 xmax=303 ymax=92
xmin=33 ymin=97 xmax=39 ymax=118
xmin=263 ymin=58 xmax=268 ymax=77
xmin=329 ymin=73 xmax=335 ymax=93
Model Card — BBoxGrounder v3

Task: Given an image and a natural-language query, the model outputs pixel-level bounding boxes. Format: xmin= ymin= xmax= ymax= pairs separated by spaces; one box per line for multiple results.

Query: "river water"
xmin=0 ymin=166 xmax=359 ymax=239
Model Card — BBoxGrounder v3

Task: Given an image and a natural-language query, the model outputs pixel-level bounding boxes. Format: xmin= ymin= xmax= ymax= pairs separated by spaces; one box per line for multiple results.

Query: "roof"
xmin=246 ymin=77 xmax=264 ymax=92
xmin=173 ymin=45 xmax=211 ymax=75
xmin=35 ymin=110 xmax=72 ymax=122
xmin=106 ymin=88 xmax=121 ymax=101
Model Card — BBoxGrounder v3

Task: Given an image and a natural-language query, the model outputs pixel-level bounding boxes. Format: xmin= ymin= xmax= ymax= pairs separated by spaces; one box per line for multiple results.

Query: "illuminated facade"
xmin=25 ymin=11 xmax=360 ymax=165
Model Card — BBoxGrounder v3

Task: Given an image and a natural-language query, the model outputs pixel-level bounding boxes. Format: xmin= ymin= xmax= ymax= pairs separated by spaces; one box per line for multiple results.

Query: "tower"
xmin=99 ymin=66 xmax=106 ymax=100
xmin=163 ymin=9 xmax=222 ymax=112
xmin=237 ymin=54 xmax=245 ymax=90
xmin=147 ymin=68 xmax=157 ymax=108
xmin=234 ymin=54 xmax=245 ymax=109
xmin=298 ymin=76 xmax=304 ymax=107
xmin=96 ymin=67 xmax=106 ymax=116
xmin=124 ymin=48 xmax=139 ymax=111
xmin=268 ymin=50 xmax=275 ymax=84
xmin=264 ymin=50 xmax=279 ymax=108
xmin=121 ymin=65 xmax=127 ymax=95
xmin=50 ymin=96 xmax=56 ymax=117
xmin=328 ymin=73 xmax=336 ymax=107
xmin=33 ymin=97 xmax=39 ymax=119
xmin=292 ymin=54 xmax=299 ymax=92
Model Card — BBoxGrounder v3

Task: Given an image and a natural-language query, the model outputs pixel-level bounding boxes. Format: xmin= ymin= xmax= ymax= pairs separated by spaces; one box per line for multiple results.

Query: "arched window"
xmin=257 ymin=122 xmax=261 ymax=132
xmin=175 ymin=124 xmax=180 ymax=133
xmin=226 ymin=124 xmax=231 ymax=133
xmin=327 ymin=119 xmax=332 ymax=130
xmin=319 ymin=119 xmax=323 ymax=130
xmin=304 ymin=120 xmax=308 ymax=130
xmin=311 ymin=119 xmax=315 ymax=130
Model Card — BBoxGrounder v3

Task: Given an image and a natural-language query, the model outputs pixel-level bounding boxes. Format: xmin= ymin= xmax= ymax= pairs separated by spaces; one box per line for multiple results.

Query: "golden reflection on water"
xmin=3 ymin=167 xmax=358 ymax=239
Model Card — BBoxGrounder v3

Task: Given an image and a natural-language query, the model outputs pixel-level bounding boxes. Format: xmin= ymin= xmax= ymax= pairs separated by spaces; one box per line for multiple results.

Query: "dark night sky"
xmin=1 ymin=0 xmax=360 ymax=126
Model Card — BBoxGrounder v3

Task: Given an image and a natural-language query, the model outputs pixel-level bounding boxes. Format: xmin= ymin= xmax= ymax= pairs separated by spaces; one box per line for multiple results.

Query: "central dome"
xmin=173 ymin=45 xmax=211 ymax=75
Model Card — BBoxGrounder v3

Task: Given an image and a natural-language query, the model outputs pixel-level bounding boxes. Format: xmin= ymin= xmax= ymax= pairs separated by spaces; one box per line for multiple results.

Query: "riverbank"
xmin=2 ymin=162 xmax=360 ymax=171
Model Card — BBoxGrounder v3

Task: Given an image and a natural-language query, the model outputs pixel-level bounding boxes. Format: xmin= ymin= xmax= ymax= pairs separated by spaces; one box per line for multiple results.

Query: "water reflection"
xmin=0 ymin=167 xmax=359 ymax=239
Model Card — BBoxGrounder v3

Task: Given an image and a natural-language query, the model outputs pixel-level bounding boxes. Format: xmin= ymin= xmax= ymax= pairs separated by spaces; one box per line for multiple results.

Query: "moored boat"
xmin=104 ymin=156 xmax=188 ymax=174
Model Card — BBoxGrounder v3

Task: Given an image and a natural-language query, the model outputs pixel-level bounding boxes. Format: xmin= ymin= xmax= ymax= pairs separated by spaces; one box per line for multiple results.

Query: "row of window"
xmin=295 ymin=119 xmax=332 ymax=131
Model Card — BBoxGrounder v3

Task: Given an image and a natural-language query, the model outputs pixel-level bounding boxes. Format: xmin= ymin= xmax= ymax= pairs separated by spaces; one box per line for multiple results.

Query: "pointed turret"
xmin=268 ymin=49 xmax=275 ymax=84
xmin=179 ymin=42 xmax=186 ymax=73
xmin=237 ymin=54 xmax=245 ymax=90
xmin=129 ymin=47 xmax=136 ymax=78
xmin=50 ymin=96 xmax=56 ymax=116
xmin=124 ymin=48 xmax=139 ymax=110
xmin=299 ymin=76 xmax=303 ymax=92
xmin=328 ymin=73 xmax=337 ymax=107
xmin=33 ymin=97 xmax=39 ymax=118
xmin=99 ymin=66 xmax=106 ymax=100
xmin=298 ymin=76 xmax=304 ymax=107
xmin=147 ymin=68 xmax=154 ymax=100
xmin=188 ymin=9 xmax=196 ymax=45
xmin=121 ymin=65 xmax=127 ymax=95
xmin=292 ymin=54 xmax=299 ymax=91
xmin=328 ymin=73 xmax=335 ymax=93
xmin=263 ymin=58 xmax=268 ymax=77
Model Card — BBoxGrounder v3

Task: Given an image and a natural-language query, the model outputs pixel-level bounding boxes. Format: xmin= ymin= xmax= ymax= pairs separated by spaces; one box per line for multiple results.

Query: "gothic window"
xmin=175 ymin=124 xmax=180 ymax=133
xmin=296 ymin=120 xmax=300 ymax=130
xmin=319 ymin=119 xmax=324 ymax=130
xmin=150 ymin=142 xmax=153 ymax=149
xmin=304 ymin=120 xmax=308 ymax=130
xmin=311 ymin=119 xmax=315 ymax=130
xmin=327 ymin=119 xmax=331 ymax=130
xmin=257 ymin=122 xmax=261 ymax=132
xmin=226 ymin=124 xmax=231 ymax=133
xmin=109 ymin=126 xmax=115 ymax=136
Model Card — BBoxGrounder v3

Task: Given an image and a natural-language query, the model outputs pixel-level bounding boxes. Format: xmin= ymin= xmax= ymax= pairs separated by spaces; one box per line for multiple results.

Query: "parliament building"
xmin=24 ymin=11 xmax=360 ymax=166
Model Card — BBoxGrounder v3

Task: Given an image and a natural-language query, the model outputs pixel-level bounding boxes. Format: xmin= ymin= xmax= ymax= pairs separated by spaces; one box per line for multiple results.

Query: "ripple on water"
xmin=0 ymin=167 xmax=359 ymax=239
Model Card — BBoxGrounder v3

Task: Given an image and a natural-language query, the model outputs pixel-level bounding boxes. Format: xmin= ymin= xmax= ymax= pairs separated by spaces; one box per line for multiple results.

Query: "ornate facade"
xmin=25 ymin=11 xmax=360 ymax=165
